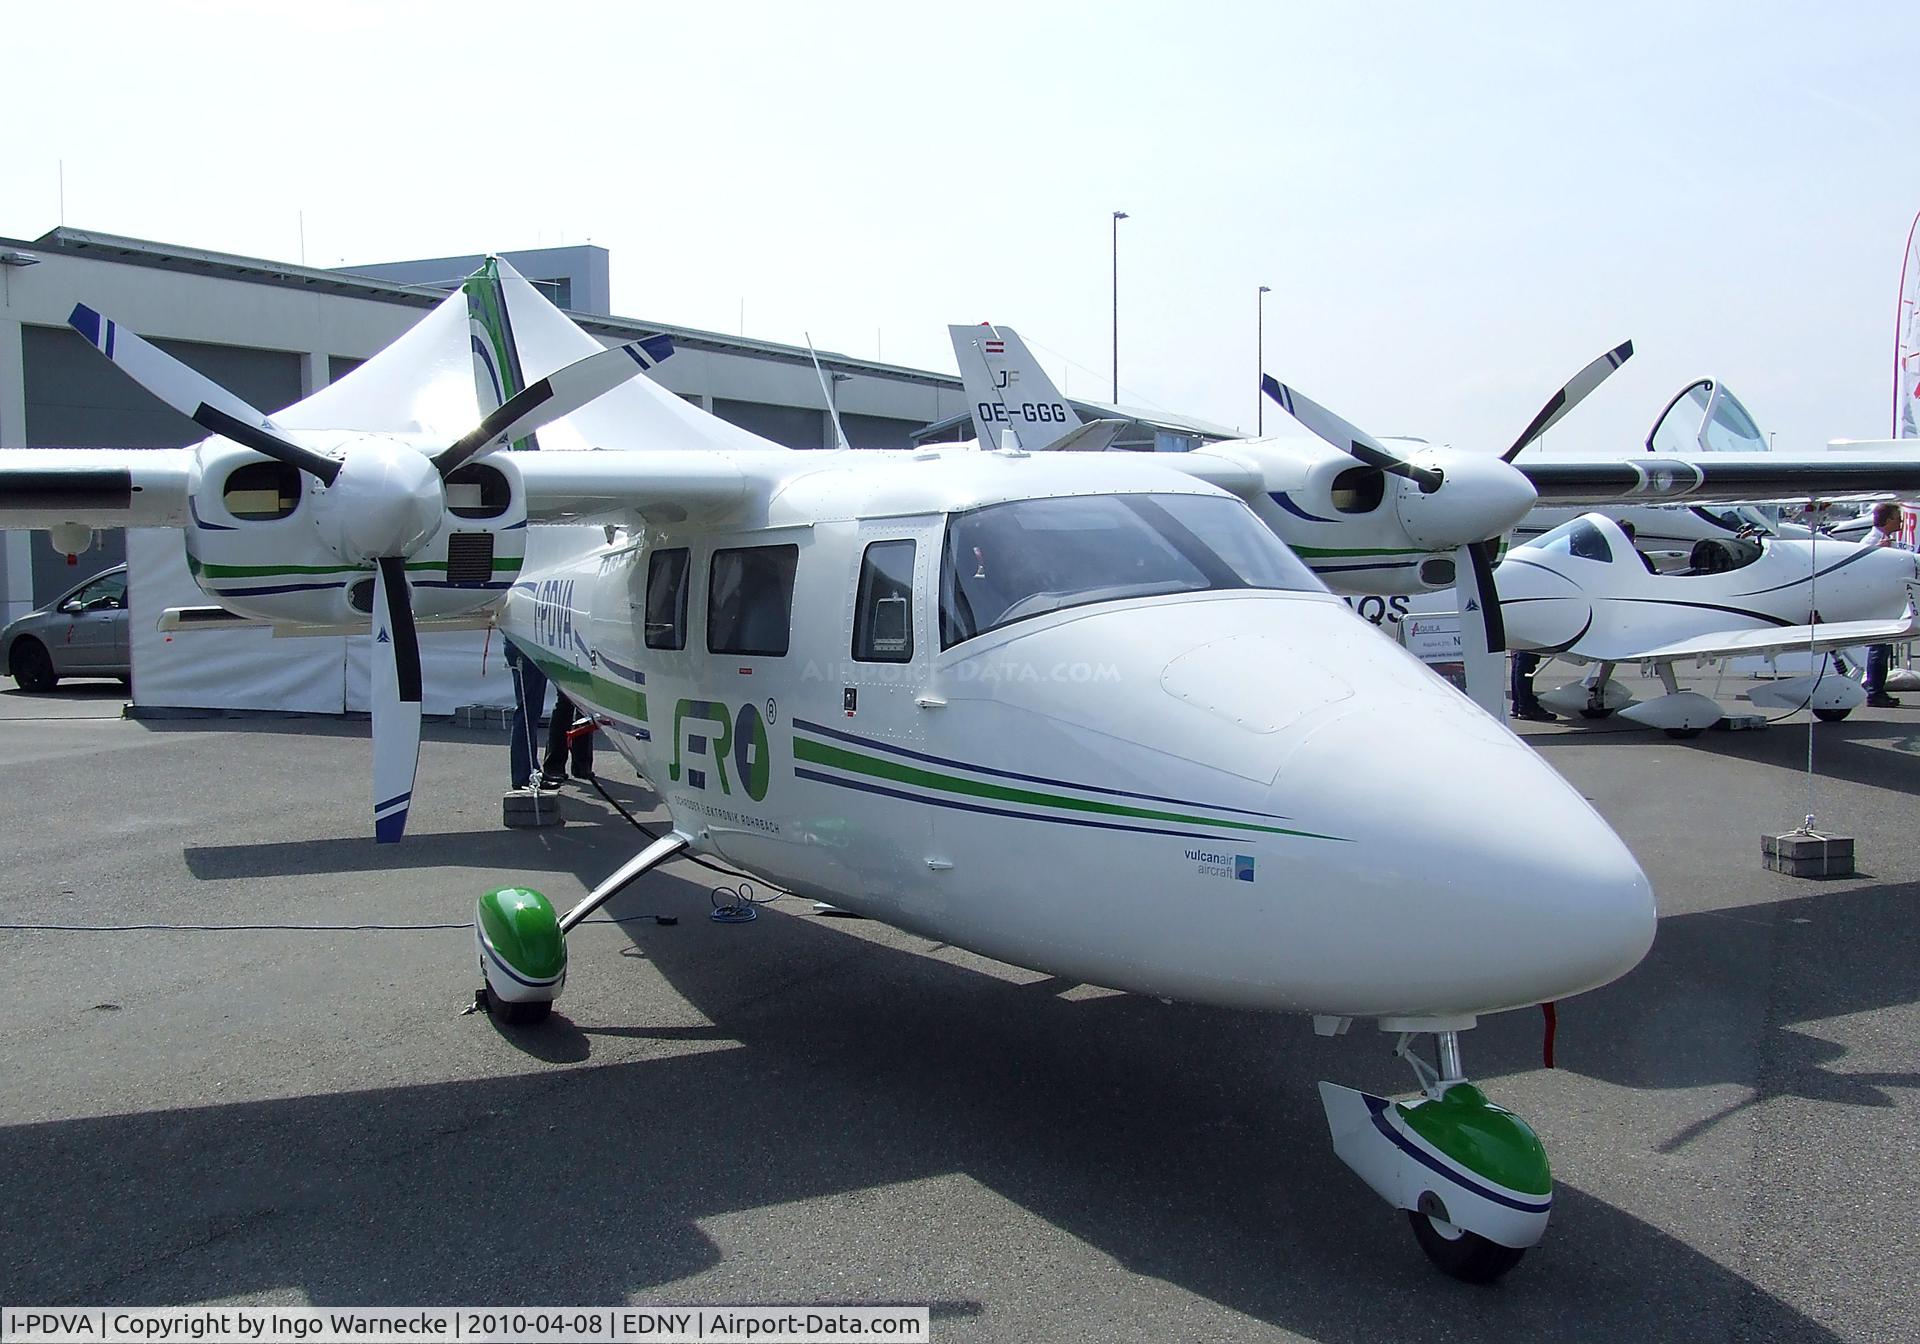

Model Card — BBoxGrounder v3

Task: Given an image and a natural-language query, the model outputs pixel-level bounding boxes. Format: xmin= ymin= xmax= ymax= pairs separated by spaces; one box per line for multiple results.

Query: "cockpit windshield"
xmin=938 ymin=493 xmax=1322 ymax=647
xmin=1647 ymin=379 xmax=1767 ymax=454
xmin=1527 ymin=517 xmax=1614 ymax=562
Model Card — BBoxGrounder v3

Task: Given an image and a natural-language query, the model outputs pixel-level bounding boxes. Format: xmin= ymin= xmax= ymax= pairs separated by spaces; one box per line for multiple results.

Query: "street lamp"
xmin=1257 ymin=285 xmax=1272 ymax=433
xmin=1112 ymin=211 xmax=1129 ymax=403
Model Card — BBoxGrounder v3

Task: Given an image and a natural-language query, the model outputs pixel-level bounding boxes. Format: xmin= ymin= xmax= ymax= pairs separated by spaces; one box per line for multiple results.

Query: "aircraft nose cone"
xmin=1280 ymin=698 xmax=1655 ymax=1015
xmin=1395 ymin=453 xmax=1538 ymax=551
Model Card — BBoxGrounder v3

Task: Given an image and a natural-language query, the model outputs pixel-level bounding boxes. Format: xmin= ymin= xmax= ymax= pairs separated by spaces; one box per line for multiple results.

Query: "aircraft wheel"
xmin=1814 ymin=708 xmax=1852 ymax=723
xmin=8 ymin=639 xmax=57 ymax=692
xmin=1407 ymin=1209 xmax=1525 ymax=1284
xmin=1578 ymin=706 xmax=1612 ymax=720
xmin=1663 ymin=727 xmax=1703 ymax=739
xmin=485 ymin=984 xmax=553 ymax=1026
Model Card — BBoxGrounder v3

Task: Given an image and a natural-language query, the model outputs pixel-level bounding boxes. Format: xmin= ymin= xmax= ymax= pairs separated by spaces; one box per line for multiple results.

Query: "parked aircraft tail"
xmin=949 ymin=324 xmax=1091 ymax=451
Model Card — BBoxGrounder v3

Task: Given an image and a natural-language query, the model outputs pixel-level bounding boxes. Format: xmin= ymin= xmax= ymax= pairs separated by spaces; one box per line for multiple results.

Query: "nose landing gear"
xmin=1319 ymin=1022 xmax=1551 ymax=1283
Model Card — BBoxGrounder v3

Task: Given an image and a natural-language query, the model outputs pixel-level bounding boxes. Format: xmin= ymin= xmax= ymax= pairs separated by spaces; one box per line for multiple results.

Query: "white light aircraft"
xmin=0 ymin=266 xmax=1663 ymax=1282
xmin=1497 ymin=512 xmax=1920 ymax=732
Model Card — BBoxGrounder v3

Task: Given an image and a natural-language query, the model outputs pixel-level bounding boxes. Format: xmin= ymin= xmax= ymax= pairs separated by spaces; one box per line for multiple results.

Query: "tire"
xmin=8 ymin=638 xmax=57 ymax=692
xmin=485 ymin=983 xmax=553 ymax=1025
xmin=1814 ymin=708 xmax=1852 ymax=723
xmin=1578 ymin=706 xmax=1613 ymax=720
xmin=1663 ymin=727 xmax=1704 ymax=739
xmin=1407 ymin=1210 xmax=1526 ymax=1284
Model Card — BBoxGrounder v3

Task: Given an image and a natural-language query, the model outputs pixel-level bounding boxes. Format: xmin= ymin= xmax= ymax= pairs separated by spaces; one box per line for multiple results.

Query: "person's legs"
xmin=1865 ymin=644 xmax=1898 ymax=705
xmin=507 ymin=649 xmax=548 ymax=790
xmin=542 ymin=692 xmax=575 ymax=783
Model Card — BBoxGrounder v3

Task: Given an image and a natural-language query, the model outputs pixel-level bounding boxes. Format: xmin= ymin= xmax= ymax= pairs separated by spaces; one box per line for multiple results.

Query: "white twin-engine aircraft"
xmin=950 ymin=326 xmax=1920 ymax=717
xmin=0 ymin=265 xmax=1795 ymax=1285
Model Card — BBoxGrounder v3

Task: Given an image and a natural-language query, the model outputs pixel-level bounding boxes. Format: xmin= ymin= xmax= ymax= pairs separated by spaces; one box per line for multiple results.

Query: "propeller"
xmin=1260 ymin=343 xmax=1634 ymax=714
xmin=1501 ymin=340 xmax=1633 ymax=463
xmin=1261 ymin=374 xmax=1443 ymax=492
xmin=70 ymin=304 xmax=670 ymax=841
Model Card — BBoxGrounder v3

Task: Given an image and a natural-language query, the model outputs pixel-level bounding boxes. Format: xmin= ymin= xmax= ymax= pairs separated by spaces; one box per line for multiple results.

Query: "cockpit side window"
xmin=1531 ymin=518 xmax=1613 ymax=563
xmin=853 ymin=539 xmax=915 ymax=663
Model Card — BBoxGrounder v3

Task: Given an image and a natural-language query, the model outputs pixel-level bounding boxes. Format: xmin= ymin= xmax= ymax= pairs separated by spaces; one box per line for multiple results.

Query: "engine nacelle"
xmin=182 ymin=441 xmax=528 ymax=626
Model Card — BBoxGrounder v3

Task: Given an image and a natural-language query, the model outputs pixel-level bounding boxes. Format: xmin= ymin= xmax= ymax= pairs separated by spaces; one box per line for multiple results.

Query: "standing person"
xmin=504 ymin=640 xmax=549 ymax=791
xmin=1510 ymin=651 xmax=1555 ymax=722
xmin=1862 ymin=502 xmax=1907 ymax=708
xmin=540 ymin=690 xmax=596 ymax=788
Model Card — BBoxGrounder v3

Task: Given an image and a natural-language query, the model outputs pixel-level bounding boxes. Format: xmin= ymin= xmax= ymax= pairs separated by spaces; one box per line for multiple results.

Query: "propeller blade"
xmin=370 ymin=556 xmax=423 ymax=844
xmin=1501 ymin=340 xmax=1634 ymax=462
xmin=1454 ymin=541 xmax=1508 ymax=717
xmin=1260 ymin=374 xmax=1444 ymax=492
xmin=192 ymin=404 xmax=342 ymax=485
xmin=68 ymin=303 xmax=278 ymax=431
xmin=432 ymin=335 xmax=673 ymax=476
xmin=1464 ymin=538 xmax=1507 ymax=653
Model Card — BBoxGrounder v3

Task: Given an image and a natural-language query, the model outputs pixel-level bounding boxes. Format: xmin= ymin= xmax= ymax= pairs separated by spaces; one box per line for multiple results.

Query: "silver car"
xmin=3 ymin=565 xmax=130 ymax=690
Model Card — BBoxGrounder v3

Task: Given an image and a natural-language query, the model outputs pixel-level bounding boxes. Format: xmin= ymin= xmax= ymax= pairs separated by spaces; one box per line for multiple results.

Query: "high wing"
xmin=1519 ymin=448 xmax=1920 ymax=507
xmin=0 ymin=448 xmax=194 ymax=529
xmin=1624 ymin=588 xmax=1920 ymax=664
xmin=511 ymin=449 xmax=757 ymax=523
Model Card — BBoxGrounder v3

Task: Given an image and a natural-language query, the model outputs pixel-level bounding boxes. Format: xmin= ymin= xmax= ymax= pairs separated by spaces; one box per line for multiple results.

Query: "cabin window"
xmin=708 ymin=543 xmax=798 ymax=657
xmin=853 ymin=539 xmax=915 ymax=662
xmin=645 ymin=547 xmax=690 ymax=650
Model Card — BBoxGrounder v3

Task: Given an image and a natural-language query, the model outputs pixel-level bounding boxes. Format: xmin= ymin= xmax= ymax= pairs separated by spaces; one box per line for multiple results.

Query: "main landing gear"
xmin=1319 ymin=1018 xmax=1551 ymax=1283
xmin=473 ymin=832 xmax=690 ymax=1024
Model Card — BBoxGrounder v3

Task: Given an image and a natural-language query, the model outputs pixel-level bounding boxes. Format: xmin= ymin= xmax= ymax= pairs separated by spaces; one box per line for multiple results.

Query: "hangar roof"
xmin=5 ymin=227 xmax=964 ymax=393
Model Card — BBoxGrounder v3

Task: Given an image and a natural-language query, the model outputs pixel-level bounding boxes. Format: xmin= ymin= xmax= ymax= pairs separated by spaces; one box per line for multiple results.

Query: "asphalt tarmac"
xmin=0 ymin=670 xmax=1914 ymax=1342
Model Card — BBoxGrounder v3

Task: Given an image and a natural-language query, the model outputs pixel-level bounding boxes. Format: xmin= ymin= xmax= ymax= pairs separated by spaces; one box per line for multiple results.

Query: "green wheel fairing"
xmin=476 ymin=887 xmax=566 ymax=985
xmin=1397 ymin=1083 xmax=1551 ymax=1198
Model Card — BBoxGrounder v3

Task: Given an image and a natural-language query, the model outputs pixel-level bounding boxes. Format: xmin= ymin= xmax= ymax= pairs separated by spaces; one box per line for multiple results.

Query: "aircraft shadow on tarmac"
xmin=1537 ymin=880 xmax=1920 ymax=1140
xmin=1528 ymin=715 xmax=1920 ymax=799
xmin=0 ymin=850 xmax=1847 ymax=1341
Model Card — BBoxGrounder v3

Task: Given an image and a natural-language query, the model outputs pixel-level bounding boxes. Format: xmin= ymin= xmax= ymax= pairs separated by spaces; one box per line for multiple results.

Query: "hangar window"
xmin=708 ymin=544 xmax=798 ymax=657
xmin=1531 ymin=518 xmax=1613 ymax=563
xmin=853 ymin=540 xmax=915 ymax=662
xmin=645 ymin=548 xmax=690 ymax=650
xmin=222 ymin=461 xmax=301 ymax=521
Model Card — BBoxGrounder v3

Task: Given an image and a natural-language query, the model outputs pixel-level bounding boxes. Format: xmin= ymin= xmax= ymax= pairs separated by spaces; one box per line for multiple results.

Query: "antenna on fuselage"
xmin=805 ymin=332 xmax=853 ymax=452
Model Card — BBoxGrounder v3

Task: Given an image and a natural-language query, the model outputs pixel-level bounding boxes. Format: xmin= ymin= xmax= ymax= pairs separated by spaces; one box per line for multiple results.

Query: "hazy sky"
xmin=5 ymin=2 xmax=1916 ymax=456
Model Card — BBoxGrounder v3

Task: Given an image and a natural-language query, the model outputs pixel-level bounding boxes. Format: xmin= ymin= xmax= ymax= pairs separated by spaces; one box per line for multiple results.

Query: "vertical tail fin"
xmin=947 ymin=324 xmax=1084 ymax=451
xmin=464 ymin=258 xmax=537 ymax=451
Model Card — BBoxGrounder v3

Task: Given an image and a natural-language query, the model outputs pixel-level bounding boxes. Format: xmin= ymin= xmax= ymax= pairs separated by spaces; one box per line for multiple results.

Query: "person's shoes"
xmin=1867 ymin=692 xmax=1902 ymax=708
xmin=537 ymin=772 xmax=567 ymax=788
xmin=1511 ymin=705 xmax=1558 ymax=722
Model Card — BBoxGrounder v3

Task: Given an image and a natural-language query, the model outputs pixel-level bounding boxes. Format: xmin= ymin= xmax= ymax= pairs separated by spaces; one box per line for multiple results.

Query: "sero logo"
xmin=670 ymin=698 xmax=772 ymax=801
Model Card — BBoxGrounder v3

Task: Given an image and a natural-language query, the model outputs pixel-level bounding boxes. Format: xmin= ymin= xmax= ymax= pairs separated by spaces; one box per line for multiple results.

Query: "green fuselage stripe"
xmin=793 ymin=735 xmax=1345 ymax=841
xmin=519 ymin=646 xmax=647 ymax=722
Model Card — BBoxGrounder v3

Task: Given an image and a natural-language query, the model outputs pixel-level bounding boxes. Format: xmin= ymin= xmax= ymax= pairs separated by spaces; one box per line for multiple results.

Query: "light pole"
xmin=1256 ymin=285 xmax=1271 ymax=434
xmin=1112 ymin=211 xmax=1128 ymax=403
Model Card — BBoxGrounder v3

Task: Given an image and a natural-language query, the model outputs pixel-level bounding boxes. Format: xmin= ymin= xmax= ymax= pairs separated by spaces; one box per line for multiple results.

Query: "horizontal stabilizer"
xmin=1046 ymin=419 xmax=1128 ymax=452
